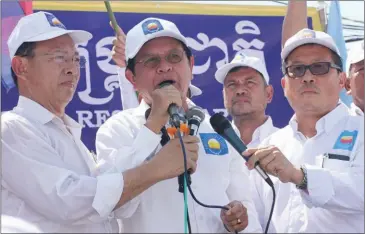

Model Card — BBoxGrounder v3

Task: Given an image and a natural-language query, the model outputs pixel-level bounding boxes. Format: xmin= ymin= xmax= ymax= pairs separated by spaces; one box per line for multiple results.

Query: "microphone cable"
xmin=176 ymin=128 xmax=238 ymax=234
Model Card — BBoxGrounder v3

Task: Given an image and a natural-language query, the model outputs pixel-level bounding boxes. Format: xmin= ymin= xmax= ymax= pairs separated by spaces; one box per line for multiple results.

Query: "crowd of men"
xmin=2 ymin=1 xmax=364 ymax=233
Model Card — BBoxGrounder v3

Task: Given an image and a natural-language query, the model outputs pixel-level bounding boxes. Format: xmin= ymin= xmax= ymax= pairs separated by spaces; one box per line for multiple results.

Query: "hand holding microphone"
xmin=145 ymin=84 xmax=183 ymax=133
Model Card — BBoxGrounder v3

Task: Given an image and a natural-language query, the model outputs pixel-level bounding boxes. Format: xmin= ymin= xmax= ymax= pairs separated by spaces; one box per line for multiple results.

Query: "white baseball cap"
xmin=189 ymin=84 xmax=202 ymax=97
xmin=7 ymin=11 xmax=92 ymax=59
xmin=215 ymin=51 xmax=270 ymax=84
xmin=281 ymin=28 xmax=341 ymax=60
xmin=125 ymin=17 xmax=188 ymax=62
xmin=346 ymin=40 xmax=364 ymax=76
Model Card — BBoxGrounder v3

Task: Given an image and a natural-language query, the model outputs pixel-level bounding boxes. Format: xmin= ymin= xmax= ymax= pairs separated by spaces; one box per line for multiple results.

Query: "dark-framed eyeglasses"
xmin=285 ymin=62 xmax=342 ymax=78
xmin=135 ymin=49 xmax=184 ymax=68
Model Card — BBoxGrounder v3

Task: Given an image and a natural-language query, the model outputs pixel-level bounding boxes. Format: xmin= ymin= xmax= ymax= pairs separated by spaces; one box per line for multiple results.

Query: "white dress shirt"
xmin=233 ymin=116 xmax=279 ymax=148
xmin=2 ymin=96 xmax=124 ymax=233
xmin=96 ymin=99 xmax=262 ymax=233
xmin=349 ymin=102 xmax=364 ymax=116
xmin=251 ymin=103 xmax=364 ymax=233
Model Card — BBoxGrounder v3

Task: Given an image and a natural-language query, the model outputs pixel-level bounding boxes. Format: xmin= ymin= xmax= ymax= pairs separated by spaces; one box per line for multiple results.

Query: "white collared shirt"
xmin=233 ymin=117 xmax=279 ymax=148
xmin=2 ymin=96 xmax=124 ymax=233
xmin=96 ymin=99 xmax=262 ymax=233
xmin=349 ymin=102 xmax=364 ymax=116
xmin=251 ymin=103 xmax=364 ymax=233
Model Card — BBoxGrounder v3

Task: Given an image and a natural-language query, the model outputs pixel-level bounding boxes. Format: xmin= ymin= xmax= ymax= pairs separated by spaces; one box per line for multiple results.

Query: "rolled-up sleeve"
xmin=2 ymin=121 xmax=123 ymax=224
xmin=96 ymin=115 xmax=161 ymax=218
xmin=226 ymin=151 xmax=263 ymax=233
xmin=300 ymin=142 xmax=364 ymax=214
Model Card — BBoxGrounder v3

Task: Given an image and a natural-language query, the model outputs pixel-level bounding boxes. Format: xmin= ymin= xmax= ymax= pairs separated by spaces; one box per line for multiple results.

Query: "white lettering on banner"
xmin=77 ymin=110 xmax=122 ymax=128
xmin=77 ymin=37 xmax=119 ymax=106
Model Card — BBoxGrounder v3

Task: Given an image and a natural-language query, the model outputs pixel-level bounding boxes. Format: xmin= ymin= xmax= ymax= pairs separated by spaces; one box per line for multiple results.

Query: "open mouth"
xmin=158 ymin=80 xmax=175 ymax=88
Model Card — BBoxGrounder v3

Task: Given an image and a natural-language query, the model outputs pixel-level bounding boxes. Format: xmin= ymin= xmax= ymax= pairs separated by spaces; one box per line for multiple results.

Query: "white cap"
xmin=125 ymin=17 xmax=187 ymax=62
xmin=189 ymin=84 xmax=202 ymax=97
xmin=215 ymin=51 xmax=270 ymax=84
xmin=281 ymin=28 xmax=341 ymax=60
xmin=347 ymin=40 xmax=364 ymax=76
xmin=7 ymin=11 xmax=92 ymax=59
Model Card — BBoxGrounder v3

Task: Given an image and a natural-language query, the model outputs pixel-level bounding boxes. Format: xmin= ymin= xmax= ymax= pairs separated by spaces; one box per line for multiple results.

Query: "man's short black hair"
xmin=10 ymin=42 xmax=36 ymax=87
xmin=281 ymin=43 xmax=343 ymax=75
xmin=126 ymin=40 xmax=192 ymax=75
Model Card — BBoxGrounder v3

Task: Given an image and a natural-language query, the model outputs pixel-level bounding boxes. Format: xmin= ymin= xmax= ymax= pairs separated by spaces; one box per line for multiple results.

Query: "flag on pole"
xmin=1 ymin=1 xmax=33 ymax=91
xmin=326 ymin=0 xmax=352 ymax=106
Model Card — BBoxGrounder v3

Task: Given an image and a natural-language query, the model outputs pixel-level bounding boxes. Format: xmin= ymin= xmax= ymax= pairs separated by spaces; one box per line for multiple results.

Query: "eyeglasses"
xmin=39 ymin=52 xmax=87 ymax=68
xmin=135 ymin=49 xmax=184 ymax=68
xmin=284 ymin=62 xmax=342 ymax=78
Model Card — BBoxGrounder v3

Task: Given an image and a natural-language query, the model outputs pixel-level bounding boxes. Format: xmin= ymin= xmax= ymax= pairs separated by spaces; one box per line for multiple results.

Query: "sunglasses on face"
xmin=284 ymin=62 xmax=342 ymax=78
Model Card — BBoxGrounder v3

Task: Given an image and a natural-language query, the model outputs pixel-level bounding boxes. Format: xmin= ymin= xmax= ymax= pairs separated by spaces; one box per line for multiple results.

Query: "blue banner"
xmin=1 ymin=3 xmax=320 ymax=151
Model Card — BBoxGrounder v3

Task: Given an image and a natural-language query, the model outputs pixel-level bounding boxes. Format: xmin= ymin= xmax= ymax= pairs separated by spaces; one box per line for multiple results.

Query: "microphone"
xmin=177 ymin=106 xmax=206 ymax=193
xmin=186 ymin=106 xmax=205 ymax=136
xmin=159 ymin=80 xmax=186 ymax=128
xmin=209 ymin=113 xmax=273 ymax=186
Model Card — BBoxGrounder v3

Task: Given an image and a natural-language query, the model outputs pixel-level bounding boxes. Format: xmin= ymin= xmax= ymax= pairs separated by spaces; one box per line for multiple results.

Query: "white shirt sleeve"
xmin=117 ymin=67 xmax=139 ymax=110
xmin=2 ymin=121 xmax=124 ymax=223
xmin=226 ymin=151 xmax=263 ymax=233
xmin=95 ymin=117 xmax=162 ymax=218
xmin=300 ymin=141 xmax=364 ymax=214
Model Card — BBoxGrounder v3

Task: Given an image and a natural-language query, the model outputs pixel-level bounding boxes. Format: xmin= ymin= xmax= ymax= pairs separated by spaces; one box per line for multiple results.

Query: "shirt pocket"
xmin=321 ymin=153 xmax=351 ymax=172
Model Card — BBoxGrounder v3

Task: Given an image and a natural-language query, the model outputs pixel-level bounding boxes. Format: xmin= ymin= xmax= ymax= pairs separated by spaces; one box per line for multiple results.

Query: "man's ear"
xmin=265 ymin=85 xmax=274 ymax=103
xmin=125 ymin=68 xmax=136 ymax=88
xmin=11 ymin=57 xmax=28 ymax=82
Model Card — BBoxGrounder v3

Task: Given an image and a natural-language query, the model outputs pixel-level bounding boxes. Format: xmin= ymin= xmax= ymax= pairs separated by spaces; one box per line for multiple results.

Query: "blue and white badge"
xmin=142 ymin=19 xmax=164 ymax=35
xmin=333 ymin=130 xmax=358 ymax=151
xmin=199 ymin=133 xmax=228 ymax=156
xmin=44 ymin=13 xmax=66 ymax=30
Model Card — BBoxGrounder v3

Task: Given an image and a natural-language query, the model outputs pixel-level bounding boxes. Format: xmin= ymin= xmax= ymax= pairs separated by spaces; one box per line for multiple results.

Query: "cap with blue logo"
xmin=7 ymin=11 xmax=92 ymax=59
xmin=215 ymin=51 xmax=270 ymax=84
xmin=281 ymin=28 xmax=341 ymax=60
xmin=125 ymin=17 xmax=188 ymax=63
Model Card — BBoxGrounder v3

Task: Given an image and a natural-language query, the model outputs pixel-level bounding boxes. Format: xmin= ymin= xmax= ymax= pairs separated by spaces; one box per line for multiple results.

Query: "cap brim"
xmin=281 ymin=38 xmax=340 ymax=60
xmin=189 ymin=84 xmax=202 ymax=97
xmin=215 ymin=62 xmax=247 ymax=84
xmin=127 ymin=30 xmax=187 ymax=60
xmin=26 ymin=29 xmax=92 ymax=44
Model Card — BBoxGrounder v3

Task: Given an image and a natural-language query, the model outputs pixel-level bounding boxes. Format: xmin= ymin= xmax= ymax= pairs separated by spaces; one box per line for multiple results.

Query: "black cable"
xmin=265 ymin=181 xmax=276 ymax=234
xmin=177 ymin=129 xmax=238 ymax=234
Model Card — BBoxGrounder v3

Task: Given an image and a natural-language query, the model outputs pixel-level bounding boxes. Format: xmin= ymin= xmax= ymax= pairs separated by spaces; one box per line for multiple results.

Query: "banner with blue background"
xmin=1 ymin=1 xmax=323 ymax=151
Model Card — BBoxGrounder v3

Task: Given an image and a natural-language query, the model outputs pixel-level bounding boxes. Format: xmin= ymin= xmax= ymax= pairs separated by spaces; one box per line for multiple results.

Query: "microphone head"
xmin=210 ymin=113 xmax=232 ymax=135
xmin=186 ymin=106 xmax=205 ymax=122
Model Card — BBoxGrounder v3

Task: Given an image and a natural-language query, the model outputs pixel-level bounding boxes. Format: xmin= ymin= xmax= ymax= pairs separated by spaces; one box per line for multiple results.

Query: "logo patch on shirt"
xmin=333 ymin=130 xmax=358 ymax=151
xmin=142 ymin=19 xmax=164 ymax=35
xmin=199 ymin=133 xmax=228 ymax=156
xmin=45 ymin=13 xmax=66 ymax=30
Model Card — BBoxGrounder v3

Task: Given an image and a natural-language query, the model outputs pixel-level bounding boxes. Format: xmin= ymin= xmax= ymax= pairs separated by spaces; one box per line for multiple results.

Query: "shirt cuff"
xmin=132 ymin=125 xmax=162 ymax=164
xmin=299 ymin=164 xmax=334 ymax=208
xmin=92 ymin=173 xmax=124 ymax=218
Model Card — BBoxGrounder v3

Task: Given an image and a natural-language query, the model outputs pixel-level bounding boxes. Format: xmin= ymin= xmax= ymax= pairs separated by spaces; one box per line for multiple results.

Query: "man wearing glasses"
xmin=244 ymin=28 xmax=364 ymax=233
xmin=3 ymin=12 xmax=203 ymax=232
xmin=96 ymin=17 xmax=262 ymax=233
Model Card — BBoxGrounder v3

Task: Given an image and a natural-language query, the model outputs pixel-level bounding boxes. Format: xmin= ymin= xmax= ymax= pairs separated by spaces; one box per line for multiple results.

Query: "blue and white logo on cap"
xmin=45 ymin=13 xmax=66 ymax=30
xmin=142 ymin=19 xmax=164 ymax=35
xmin=297 ymin=29 xmax=316 ymax=39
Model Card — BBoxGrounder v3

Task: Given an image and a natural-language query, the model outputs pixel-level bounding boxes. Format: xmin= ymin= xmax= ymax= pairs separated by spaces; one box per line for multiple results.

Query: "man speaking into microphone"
xmin=96 ymin=18 xmax=261 ymax=233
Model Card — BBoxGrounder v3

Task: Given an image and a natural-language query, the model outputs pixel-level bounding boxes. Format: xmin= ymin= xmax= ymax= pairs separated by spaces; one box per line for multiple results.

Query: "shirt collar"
xmin=251 ymin=116 xmax=276 ymax=143
xmin=350 ymin=103 xmax=364 ymax=116
xmin=289 ymin=102 xmax=350 ymax=135
xmin=14 ymin=96 xmax=82 ymax=137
